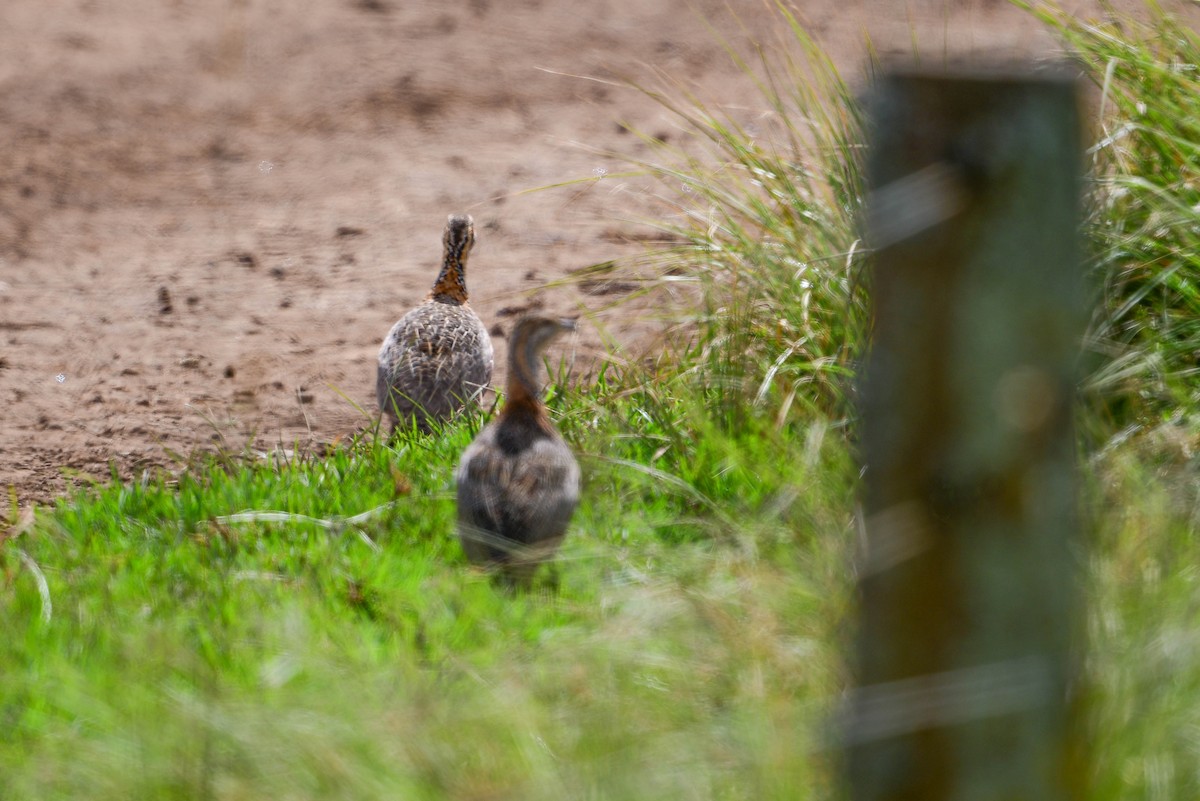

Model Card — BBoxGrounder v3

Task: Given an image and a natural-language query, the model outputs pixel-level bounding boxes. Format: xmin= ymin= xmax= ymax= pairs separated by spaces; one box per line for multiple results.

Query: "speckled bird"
xmin=455 ymin=315 xmax=579 ymax=585
xmin=376 ymin=213 xmax=494 ymax=433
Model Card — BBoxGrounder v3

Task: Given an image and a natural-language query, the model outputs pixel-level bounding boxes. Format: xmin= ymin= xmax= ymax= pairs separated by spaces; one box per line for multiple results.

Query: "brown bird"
xmin=456 ymin=315 xmax=580 ymax=585
xmin=376 ymin=214 xmax=494 ymax=433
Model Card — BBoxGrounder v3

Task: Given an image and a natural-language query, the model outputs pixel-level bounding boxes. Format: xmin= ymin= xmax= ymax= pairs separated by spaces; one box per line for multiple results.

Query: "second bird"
xmin=377 ymin=213 xmax=494 ymax=433
xmin=456 ymin=315 xmax=580 ymax=586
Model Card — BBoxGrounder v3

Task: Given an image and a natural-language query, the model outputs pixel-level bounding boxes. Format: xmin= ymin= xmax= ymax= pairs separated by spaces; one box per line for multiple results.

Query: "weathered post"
xmin=848 ymin=71 xmax=1087 ymax=799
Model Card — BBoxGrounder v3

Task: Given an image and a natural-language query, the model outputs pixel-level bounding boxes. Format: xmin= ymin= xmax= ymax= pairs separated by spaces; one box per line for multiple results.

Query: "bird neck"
xmin=504 ymin=334 xmax=549 ymax=420
xmin=429 ymin=253 xmax=469 ymax=304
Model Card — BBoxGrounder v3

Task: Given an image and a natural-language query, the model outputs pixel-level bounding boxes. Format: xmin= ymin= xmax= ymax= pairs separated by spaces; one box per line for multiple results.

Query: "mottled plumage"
xmin=377 ymin=214 xmax=494 ymax=432
xmin=456 ymin=316 xmax=579 ymax=585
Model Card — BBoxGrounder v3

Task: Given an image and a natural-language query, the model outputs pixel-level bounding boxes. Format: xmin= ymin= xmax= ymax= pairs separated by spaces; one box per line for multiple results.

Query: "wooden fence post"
xmin=848 ymin=70 xmax=1087 ymax=800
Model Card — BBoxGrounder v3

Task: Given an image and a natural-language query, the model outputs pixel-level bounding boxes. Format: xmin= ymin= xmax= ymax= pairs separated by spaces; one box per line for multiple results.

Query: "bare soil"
xmin=0 ymin=0 xmax=1185 ymax=505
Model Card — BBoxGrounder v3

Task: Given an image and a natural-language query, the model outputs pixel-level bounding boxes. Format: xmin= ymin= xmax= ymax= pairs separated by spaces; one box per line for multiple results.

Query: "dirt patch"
xmin=0 ymin=0 xmax=1186 ymax=504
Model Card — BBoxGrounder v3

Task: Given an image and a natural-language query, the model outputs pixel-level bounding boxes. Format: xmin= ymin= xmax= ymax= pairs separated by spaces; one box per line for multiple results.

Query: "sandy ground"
xmin=0 ymin=0 xmax=1192 ymax=505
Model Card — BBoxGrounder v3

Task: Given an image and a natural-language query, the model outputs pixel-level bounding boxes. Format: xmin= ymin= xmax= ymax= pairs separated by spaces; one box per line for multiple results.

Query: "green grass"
xmin=1084 ymin=426 xmax=1200 ymax=800
xmin=1 ymin=389 xmax=856 ymax=799
xmin=6 ymin=1 xmax=1200 ymax=798
xmin=1021 ymin=1 xmax=1200 ymax=426
xmin=593 ymin=4 xmax=867 ymax=426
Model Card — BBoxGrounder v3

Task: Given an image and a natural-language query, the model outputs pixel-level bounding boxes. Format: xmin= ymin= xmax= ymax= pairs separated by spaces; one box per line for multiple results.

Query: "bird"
xmin=376 ymin=213 xmax=494 ymax=433
xmin=456 ymin=315 xmax=580 ymax=586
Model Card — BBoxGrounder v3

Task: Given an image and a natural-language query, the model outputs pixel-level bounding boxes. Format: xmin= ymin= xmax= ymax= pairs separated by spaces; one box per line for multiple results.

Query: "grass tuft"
xmin=1021 ymin=1 xmax=1200 ymax=430
xmin=597 ymin=5 xmax=869 ymax=427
